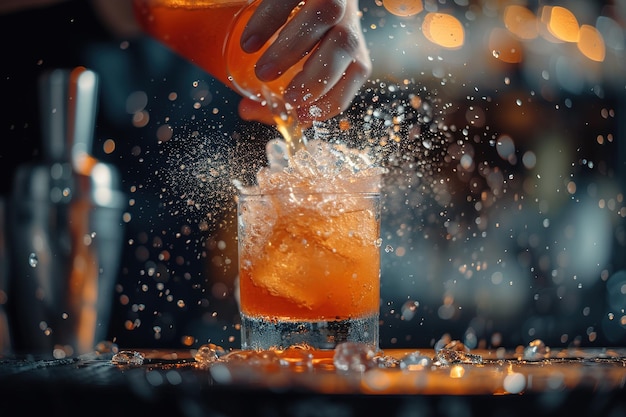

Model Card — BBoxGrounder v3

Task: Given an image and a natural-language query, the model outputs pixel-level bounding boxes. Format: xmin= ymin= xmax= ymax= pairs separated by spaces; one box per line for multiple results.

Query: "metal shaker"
xmin=8 ymin=67 xmax=126 ymax=356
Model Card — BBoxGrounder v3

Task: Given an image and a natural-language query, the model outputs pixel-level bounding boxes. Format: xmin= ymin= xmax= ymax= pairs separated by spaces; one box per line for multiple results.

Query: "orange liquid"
xmin=133 ymin=0 xmax=303 ymax=101
xmin=238 ymin=194 xmax=381 ymax=321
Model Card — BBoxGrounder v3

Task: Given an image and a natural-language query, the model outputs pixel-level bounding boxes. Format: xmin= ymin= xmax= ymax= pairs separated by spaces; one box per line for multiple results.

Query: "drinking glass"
xmin=237 ymin=190 xmax=381 ymax=350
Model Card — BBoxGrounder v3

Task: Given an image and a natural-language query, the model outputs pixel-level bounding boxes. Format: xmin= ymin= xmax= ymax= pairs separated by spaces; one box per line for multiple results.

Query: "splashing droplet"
xmin=523 ymin=339 xmax=550 ymax=360
xmin=194 ymin=343 xmax=226 ymax=365
xmin=28 ymin=253 xmax=38 ymax=268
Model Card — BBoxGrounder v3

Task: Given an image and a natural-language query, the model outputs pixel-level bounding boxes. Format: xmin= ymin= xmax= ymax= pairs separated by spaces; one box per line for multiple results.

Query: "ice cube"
xmin=194 ymin=343 xmax=226 ymax=366
xmin=435 ymin=348 xmax=483 ymax=365
xmin=266 ymin=139 xmax=289 ymax=172
xmin=333 ymin=342 xmax=377 ymax=372
xmin=111 ymin=350 xmax=145 ymax=365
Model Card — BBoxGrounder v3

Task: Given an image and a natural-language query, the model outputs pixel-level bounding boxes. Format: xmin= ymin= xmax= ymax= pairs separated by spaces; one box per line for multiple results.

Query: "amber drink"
xmin=133 ymin=0 xmax=305 ymax=101
xmin=237 ymin=141 xmax=383 ymax=350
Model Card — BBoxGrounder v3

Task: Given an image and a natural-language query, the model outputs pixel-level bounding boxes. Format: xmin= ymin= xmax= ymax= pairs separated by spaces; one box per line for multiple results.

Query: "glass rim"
xmin=237 ymin=190 xmax=381 ymax=197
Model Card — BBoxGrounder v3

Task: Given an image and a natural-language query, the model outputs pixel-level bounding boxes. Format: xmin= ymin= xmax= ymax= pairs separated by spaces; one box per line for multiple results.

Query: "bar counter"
xmin=1 ymin=347 xmax=625 ymax=417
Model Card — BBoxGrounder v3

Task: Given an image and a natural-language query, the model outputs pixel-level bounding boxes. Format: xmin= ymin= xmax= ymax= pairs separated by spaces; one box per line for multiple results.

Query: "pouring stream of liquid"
xmin=261 ymin=84 xmax=307 ymax=157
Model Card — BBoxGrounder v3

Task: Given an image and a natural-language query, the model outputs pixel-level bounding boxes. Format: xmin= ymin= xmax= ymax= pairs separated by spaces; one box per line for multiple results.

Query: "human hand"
xmin=237 ymin=0 xmax=371 ymax=128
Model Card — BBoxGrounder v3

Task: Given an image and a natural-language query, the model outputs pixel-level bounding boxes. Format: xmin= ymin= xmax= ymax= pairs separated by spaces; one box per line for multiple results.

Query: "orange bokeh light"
xmin=382 ymin=0 xmax=423 ymax=17
xmin=503 ymin=5 xmax=538 ymax=40
xmin=577 ymin=24 xmax=605 ymax=62
xmin=422 ymin=12 xmax=464 ymax=49
xmin=543 ymin=6 xmax=580 ymax=42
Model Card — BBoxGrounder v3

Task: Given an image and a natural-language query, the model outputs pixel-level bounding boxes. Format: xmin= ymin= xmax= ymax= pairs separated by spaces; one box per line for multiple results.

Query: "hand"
xmin=237 ymin=0 xmax=371 ymax=128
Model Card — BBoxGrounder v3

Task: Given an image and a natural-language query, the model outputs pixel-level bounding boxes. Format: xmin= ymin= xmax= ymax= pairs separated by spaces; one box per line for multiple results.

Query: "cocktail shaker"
xmin=8 ymin=67 xmax=125 ymax=356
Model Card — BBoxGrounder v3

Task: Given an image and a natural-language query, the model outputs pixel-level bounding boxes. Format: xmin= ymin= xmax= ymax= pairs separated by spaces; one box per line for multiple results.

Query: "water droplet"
xmin=28 ymin=253 xmax=38 ymax=267
xmin=523 ymin=339 xmax=550 ymax=360
xmin=194 ymin=343 xmax=226 ymax=365
xmin=401 ymin=300 xmax=419 ymax=320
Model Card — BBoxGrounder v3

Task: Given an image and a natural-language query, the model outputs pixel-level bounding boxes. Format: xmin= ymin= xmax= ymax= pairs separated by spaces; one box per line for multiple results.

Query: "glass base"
xmin=240 ymin=313 xmax=379 ymax=350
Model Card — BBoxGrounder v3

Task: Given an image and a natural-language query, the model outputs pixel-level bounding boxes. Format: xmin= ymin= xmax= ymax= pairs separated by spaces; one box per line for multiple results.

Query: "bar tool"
xmin=8 ymin=67 xmax=125 ymax=356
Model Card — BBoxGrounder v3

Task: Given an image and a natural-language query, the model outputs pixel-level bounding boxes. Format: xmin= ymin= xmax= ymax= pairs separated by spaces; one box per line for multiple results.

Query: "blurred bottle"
xmin=7 ymin=67 xmax=126 ymax=356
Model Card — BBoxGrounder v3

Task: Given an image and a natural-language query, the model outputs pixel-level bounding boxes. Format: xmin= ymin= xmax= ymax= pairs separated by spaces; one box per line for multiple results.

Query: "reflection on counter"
xmin=1 ymin=340 xmax=625 ymax=416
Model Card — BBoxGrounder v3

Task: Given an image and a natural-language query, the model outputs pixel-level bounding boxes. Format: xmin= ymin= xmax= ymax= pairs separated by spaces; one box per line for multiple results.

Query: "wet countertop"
xmin=1 ymin=346 xmax=625 ymax=417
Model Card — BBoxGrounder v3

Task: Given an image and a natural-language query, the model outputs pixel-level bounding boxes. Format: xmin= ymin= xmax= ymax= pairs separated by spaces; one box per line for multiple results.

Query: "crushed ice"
xmin=236 ymin=139 xmax=385 ymax=194
xmin=192 ymin=339 xmax=487 ymax=372
xmin=193 ymin=343 xmax=227 ymax=364
xmin=333 ymin=342 xmax=378 ymax=372
xmin=111 ymin=350 xmax=145 ymax=365
xmin=434 ymin=349 xmax=484 ymax=366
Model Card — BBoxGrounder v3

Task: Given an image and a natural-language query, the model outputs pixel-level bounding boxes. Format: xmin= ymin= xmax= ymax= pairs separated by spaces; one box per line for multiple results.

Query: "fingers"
xmin=240 ymin=0 xmax=303 ymax=53
xmin=238 ymin=55 xmax=370 ymax=129
xmin=238 ymin=0 xmax=372 ymax=127
xmin=250 ymin=0 xmax=348 ymax=82
xmin=284 ymin=13 xmax=371 ymax=112
xmin=295 ymin=57 xmax=371 ymax=125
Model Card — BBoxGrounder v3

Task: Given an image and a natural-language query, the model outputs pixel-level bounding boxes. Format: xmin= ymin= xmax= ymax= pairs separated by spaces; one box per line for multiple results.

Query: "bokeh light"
xmin=503 ymin=5 xmax=539 ymax=40
xmin=382 ymin=0 xmax=423 ymax=17
xmin=422 ymin=13 xmax=464 ymax=49
xmin=543 ymin=6 xmax=580 ymax=43
xmin=578 ymin=24 xmax=606 ymax=62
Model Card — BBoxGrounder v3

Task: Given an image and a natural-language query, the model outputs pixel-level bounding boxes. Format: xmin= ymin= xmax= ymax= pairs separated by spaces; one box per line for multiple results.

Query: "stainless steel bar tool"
xmin=8 ymin=67 xmax=125 ymax=356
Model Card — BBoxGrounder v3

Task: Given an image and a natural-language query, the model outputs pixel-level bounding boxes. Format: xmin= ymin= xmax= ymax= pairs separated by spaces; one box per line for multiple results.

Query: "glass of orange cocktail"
xmin=237 ymin=138 xmax=383 ymax=350
xmin=237 ymin=189 xmax=381 ymax=350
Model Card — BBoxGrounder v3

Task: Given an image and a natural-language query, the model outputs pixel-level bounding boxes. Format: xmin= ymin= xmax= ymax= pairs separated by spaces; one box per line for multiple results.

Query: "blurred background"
xmin=0 ymin=0 xmax=624 ymax=353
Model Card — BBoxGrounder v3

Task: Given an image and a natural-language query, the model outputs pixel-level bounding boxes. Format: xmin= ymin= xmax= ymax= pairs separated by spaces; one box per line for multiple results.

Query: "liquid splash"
xmin=188 ymin=339 xmax=626 ymax=396
xmin=193 ymin=339 xmax=484 ymax=371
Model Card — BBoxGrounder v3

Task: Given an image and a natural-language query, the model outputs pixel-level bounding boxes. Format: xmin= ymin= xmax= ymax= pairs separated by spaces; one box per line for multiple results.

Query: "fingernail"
xmin=242 ymin=34 xmax=263 ymax=53
xmin=255 ymin=62 xmax=277 ymax=81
